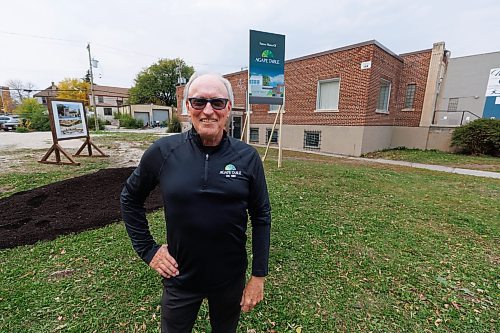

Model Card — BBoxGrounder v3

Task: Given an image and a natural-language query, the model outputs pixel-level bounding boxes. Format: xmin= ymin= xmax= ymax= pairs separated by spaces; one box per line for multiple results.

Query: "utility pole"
xmin=87 ymin=43 xmax=98 ymax=131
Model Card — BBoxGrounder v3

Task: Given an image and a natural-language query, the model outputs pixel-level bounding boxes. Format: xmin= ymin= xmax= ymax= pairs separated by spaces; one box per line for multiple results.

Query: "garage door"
xmin=134 ymin=112 xmax=150 ymax=125
xmin=153 ymin=110 xmax=169 ymax=123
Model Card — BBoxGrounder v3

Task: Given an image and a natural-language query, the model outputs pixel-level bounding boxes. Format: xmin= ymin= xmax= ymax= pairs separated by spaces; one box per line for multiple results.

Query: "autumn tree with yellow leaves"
xmin=56 ymin=78 xmax=90 ymax=105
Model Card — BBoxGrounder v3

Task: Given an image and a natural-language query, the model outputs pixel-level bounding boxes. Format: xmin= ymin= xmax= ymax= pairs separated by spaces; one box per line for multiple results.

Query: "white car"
xmin=0 ymin=115 xmax=21 ymax=131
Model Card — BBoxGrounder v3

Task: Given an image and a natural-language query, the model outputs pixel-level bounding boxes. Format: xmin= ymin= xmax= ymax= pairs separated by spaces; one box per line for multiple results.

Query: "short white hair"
xmin=183 ymin=72 xmax=234 ymax=110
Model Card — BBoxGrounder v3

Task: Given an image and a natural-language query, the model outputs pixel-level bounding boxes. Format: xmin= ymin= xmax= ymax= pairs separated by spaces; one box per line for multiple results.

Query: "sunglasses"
xmin=188 ymin=98 xmax=229 ymax=110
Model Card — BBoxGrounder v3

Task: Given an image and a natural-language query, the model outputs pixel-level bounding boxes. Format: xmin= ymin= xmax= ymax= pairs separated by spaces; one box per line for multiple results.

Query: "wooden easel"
xmin=39 ymin=142 xmax=80 ymax=165
xmin=39 ymin=98 xmax=108 ymax=165
xmin=74 ymin=136 xmax=109 ymax=157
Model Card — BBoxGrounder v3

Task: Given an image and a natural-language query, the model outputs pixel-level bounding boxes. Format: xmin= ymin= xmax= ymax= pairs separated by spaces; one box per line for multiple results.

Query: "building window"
xmin=304 ymin=131 xmax=321 ymax=150
xmin=316 ymin=79 xmax=340 ymax=111
xmin=104 ymin=107 xmax=113 ymax=116
xmin=269 ymin=104 xmax=281 ymax=113
xmin=250 ymin=128 xmax=259 ymax=142
xmin=376 ymin=79 xmax=391 ymax=113
xmin=98 ymin=96 xmax=104 ymax=103
xmin=448 ymin=98 xmax=459 ymax=111
xmin=266 ymin=128 xmax=278 ymax=144
xmin=404 ymin=84 xmax=416 ymax=109
xmin=117 ymin=100 xmax=123 ymax=106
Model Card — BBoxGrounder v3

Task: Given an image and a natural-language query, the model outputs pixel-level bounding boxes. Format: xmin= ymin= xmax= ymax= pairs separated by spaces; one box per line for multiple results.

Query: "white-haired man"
xmin=121 ymin=73 xmax=271 ymax=332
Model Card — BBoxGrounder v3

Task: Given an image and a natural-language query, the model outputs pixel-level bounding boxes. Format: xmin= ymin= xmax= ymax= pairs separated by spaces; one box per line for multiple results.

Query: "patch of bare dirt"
xmin=0 ymin=167 xmax=162 ymax=249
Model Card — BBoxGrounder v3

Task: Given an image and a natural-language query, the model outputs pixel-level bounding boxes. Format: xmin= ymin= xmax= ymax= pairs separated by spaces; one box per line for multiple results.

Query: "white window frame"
xmin=103 ymin=107 xmax=113 ymax=116
xmin=376 ymin=79 xmax=391 ymax=114
xmin=315 ymin=78 xmax=340 ymax=112
xmin=268 ymin=104 xmax=281 ymax=113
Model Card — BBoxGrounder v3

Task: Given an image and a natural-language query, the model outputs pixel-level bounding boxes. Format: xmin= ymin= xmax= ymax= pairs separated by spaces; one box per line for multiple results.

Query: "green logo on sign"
xmin=261 ymin=50 xmax=274 ymax=58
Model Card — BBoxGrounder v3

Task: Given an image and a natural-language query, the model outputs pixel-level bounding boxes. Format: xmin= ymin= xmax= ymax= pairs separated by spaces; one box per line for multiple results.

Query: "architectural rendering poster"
xmin=51 ymin=100 xmax=88 ymax=139
xmin=249 ymin=30 xmax=285 ymax=104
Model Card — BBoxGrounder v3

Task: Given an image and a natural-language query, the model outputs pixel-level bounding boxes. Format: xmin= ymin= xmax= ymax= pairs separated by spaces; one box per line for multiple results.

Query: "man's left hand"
xmin=240 ymin=276 xmax=265 ymax=312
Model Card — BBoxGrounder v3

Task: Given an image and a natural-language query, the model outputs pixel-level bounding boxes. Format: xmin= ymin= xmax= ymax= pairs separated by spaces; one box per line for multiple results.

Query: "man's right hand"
xmin=149 ymin=244 xmax=179 ymax=278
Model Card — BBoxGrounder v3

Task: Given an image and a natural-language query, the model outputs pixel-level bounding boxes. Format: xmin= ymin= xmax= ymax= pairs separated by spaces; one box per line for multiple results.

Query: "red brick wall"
xmin=175 ymin=42 xmax=432 ymax=128
xmin=394 ymin=50 xmax=432 ymax=126
xmin=363 ymin=46 xmax=403 ymax=126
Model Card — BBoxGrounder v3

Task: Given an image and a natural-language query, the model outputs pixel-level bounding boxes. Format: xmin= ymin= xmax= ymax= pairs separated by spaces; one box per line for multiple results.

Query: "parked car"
xmin=0 ymin=115 xmax=20 ymax=131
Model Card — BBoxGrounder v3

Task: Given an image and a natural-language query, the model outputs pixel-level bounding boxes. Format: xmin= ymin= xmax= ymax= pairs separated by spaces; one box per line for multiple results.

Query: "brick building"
xmin=1 ymin=87 xmax=15 ymax=114
xmin=176 ymin=40 xmax=449 ymax=156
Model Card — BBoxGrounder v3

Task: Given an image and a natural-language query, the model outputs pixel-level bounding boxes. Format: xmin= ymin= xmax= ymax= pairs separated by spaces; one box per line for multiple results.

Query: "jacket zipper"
xmin=203 ymin=153 xmax=209 ymax=188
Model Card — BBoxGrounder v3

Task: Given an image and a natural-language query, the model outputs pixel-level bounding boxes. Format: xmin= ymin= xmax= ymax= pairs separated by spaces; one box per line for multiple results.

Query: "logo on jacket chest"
xmin=219 ymin=164 xmax=242 ymax=178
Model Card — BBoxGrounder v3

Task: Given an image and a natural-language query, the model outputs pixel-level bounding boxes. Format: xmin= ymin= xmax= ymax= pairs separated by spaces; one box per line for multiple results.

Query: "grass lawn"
xmin=0 ymin=143 xmax=498 ymax=332
xmin=363 ymin=148 xmax=500 ymax=173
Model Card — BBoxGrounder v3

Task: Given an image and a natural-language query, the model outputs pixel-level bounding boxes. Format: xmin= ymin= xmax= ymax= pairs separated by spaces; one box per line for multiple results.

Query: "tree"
xmin=5 ymin=79 xmax=36 ymax=102
xmin=15 ymin=98 xmax=50 ymax=131
xmin=56 ymin=78 xmax=90 ymax=105
xmin=129 ymin=58 xmax=194 ymax=106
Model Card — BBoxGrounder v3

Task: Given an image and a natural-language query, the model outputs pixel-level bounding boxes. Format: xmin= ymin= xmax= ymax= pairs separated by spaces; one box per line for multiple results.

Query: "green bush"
xmin=451 ymin=118 xmax=500 ymax=156
xmin=29 ymin=110 xmax=51 ymax=131
xmin=167 ymin=115 xmax=182 ymax=133
xmin=118 ymin=114 xmax=143 ymax=129
xmin=15 ymin=98 xmax=50 ymax=131
xmin=15 ymin=126 xmax=30 ymax=133
xmin=87 ymin=116 xmax=106 ymax=131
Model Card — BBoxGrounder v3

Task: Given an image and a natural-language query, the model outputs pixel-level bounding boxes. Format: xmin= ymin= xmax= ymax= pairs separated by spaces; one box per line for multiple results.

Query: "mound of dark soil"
xmin=0 ymin=167 xmax=163 ymax=249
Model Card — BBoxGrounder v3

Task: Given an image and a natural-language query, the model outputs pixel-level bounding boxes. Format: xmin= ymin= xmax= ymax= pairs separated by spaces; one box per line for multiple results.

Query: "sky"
xmin=1 ymin=0 xmax=499 ymax=92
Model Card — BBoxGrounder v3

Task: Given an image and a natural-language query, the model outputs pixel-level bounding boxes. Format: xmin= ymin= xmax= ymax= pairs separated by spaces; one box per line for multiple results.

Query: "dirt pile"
xmin=0 ymin=167 xmax=163 ymax=249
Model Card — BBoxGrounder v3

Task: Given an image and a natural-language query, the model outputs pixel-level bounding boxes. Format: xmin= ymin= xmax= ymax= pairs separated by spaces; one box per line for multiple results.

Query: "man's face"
xmin=186 ymin=75 xmax=231 ymax=144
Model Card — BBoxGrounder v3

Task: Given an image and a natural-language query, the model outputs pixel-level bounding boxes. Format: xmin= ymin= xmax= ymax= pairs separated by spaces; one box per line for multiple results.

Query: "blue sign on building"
xmin=249 ymin=30 xmax=285 ymax=105
xmin=483 ymin=68 xmax=500 ymax=119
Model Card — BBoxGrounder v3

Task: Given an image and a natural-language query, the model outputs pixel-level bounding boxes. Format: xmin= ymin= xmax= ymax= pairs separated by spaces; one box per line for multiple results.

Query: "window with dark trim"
xmin=250 ymin=128 xmax=259 ymax=142
xmin=404 ymin=84 xmax=416 ymax=109
xmin=98 ymin=96 xmax=104 ymax=103
xmin=304 ymin=131 xmax=321 ymax=150
xmin=448 ymin=98 xmax=459 ymax=111
xmin=266 ymin=128 xmax=278 ymax=144
xmin=104 ymin=107 xmax=113 ymax=116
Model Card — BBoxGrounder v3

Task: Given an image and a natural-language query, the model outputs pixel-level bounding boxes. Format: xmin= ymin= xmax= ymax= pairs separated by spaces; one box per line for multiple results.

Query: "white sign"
xmin=496 ymin=96 xmax=500 ymax=105
xmin=485 ymin=68 xmax=500 ymax=97
xmin=361 ymin=61 xmax=372 ymax=70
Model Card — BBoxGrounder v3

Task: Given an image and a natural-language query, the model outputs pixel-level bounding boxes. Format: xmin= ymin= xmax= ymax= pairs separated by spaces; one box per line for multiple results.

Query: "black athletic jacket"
xmin=120 ymin=128 xmax=271 ymax=291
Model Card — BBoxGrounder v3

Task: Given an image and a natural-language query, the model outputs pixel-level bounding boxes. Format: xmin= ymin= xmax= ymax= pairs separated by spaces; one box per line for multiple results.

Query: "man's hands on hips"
xmin=240 ymin=276 xmax=265 ymax=312
xmin=149 ymin=244 xmax=179 ymax=278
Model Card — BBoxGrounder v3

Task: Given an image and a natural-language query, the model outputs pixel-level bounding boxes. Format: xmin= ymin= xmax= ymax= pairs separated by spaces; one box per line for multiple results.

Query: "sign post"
xmin=248 ymin=30 xmax=285 ymax=166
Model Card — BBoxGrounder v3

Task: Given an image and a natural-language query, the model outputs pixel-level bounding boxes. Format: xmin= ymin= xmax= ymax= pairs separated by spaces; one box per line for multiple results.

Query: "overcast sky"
xmin=1 ymin=0 xmax=499 ymax=91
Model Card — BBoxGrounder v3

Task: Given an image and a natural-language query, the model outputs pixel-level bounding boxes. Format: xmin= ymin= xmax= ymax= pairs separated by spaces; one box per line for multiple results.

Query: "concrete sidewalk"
xmin=354 ymin=157 xmax=500 ymax=179
xmin=274 ymin=147 xmax=500 ymax=179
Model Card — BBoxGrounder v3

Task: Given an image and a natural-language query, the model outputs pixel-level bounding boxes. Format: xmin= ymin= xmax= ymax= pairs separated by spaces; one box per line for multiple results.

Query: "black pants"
xmin=161 ymin=276 xmax=245 ymax=333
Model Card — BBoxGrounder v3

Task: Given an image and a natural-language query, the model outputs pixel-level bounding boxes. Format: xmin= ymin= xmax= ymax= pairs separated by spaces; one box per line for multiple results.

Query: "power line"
xmin=0 ymin=30 xmax=245 ymax=69
xmin=0 ymin=30 xmax=82 ymax=44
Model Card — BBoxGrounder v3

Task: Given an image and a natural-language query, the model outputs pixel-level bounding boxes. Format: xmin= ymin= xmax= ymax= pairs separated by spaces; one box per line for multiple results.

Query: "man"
xmin=121 ymin=72 xmax=271 ymax=332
